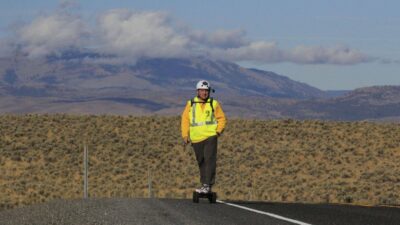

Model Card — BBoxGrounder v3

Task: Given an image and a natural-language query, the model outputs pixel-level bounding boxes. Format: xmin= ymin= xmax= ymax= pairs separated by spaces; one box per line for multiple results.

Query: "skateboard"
xmin=192 ymin=191 xmax=217 ymax=203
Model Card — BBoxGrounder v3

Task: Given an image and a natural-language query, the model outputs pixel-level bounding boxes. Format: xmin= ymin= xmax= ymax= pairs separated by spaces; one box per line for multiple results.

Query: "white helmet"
xmin=196 ymin=80 xmax=210 ymax=90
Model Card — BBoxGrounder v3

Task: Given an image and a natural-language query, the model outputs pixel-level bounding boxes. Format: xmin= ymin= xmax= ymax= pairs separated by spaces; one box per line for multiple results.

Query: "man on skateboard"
xmin=181 ymin=80 xmax=226 ymax=196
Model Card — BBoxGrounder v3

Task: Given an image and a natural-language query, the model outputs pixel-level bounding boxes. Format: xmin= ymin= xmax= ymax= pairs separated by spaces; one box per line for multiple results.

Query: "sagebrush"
xmin=1 ymin=115 xmax=400 ymax=209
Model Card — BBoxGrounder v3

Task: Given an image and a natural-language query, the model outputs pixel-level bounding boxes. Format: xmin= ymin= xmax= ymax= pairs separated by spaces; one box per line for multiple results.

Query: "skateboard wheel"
xmin=208 ymin=192 xmax=217 ymax=203
xmin=193 ymin=191 xmax=199 ymax=203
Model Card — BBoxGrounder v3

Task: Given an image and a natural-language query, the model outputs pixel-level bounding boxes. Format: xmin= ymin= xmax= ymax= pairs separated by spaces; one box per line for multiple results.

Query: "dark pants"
xmin=192 ymin=135 xmax=218 ymax=185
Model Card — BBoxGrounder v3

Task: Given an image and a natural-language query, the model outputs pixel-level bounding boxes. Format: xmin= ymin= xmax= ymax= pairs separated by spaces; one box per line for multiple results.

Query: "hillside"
xmin=1 ymin=115 xmax=400 ymax=210
xmin=1 ymin=85 xmax=400 ymax=121
xmin=285 ymin=86 xmax=400 ymax=120
xmin=0 ymin=53 xmax=326 ymax=99
xmin=339 ymin=86 xmax=400 ymax=105
xmin=1 ymin=52 xmax=400 ymax=120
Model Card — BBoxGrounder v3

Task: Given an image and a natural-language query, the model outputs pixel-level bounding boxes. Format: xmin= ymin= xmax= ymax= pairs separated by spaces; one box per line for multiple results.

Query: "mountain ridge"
xmin=1 ymin=51 xmax=400 ymax=121
xmin=0 ymin=52 xmax=328 ymax=99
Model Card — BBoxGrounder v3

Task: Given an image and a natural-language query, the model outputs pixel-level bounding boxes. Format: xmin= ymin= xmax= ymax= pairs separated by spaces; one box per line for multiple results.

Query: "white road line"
xmin=217 ymin=200 xmax=312 ymax=225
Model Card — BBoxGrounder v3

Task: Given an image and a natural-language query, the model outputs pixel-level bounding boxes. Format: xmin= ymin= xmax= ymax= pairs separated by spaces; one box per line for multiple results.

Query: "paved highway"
xmin=0 ymin=198 xmax=399 ymax=225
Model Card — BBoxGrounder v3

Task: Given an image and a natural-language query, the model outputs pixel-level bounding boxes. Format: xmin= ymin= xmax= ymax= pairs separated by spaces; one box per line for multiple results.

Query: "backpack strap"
xmin=190 ymin=98 xmax=195 ymax=107
xmin=209 ymin=97 xmax=214 ymax=113
xmin=190 ymin=97 xmax=214 ymax=113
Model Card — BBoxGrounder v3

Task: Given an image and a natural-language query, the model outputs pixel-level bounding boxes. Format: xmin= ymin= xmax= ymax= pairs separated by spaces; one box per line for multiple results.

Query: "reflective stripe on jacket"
xmin=189 ymin=97 xmax=218 ymax=142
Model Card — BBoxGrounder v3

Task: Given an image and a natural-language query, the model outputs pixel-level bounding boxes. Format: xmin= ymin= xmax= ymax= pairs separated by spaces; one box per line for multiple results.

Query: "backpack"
xmin=190 ymin=97 xmax=214 ymax=113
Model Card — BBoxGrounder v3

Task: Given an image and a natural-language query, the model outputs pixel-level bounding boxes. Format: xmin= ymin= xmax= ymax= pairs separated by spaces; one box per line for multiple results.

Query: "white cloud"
xmin=95 ymin=10 xmax=371 ymax=66
xmin=189 ymin=29 xmax=248 ymax=49
xmin=287 ymin=45 xmax=371 ymax=64
xmin=207 ymin=42 xmax=371 ymax=65
xmin=17 ymin=12 xmax=88 ymax=57
xmin=96 ymin=9 xmax=190 ymax=60
xmin=209 ymin=41 xmax=284 ymax=62
xmin=5 ymin=7 xmax=374 ymax=65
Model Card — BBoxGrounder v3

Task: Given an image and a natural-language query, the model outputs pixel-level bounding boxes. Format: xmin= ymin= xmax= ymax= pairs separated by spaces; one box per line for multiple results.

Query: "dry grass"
xmin=1 ymin=115 xmax=400 ymax=209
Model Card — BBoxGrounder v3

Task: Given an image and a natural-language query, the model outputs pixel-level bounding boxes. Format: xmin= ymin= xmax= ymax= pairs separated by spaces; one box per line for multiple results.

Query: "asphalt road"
xmin=0 ymin=198 xmax=399 ymax=225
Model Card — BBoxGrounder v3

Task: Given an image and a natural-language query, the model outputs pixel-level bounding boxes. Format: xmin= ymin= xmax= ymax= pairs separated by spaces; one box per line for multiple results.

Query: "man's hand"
xmin=182 ymin=137 xmax=190 ymax=151
xmin=183 ymin=136 xmax=190 ymax=145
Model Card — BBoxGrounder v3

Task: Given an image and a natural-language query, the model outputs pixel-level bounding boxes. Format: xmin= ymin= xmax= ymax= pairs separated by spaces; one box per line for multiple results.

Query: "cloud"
xmin=189 ymin=29 xmax=248 ymax=49
xmin=378 ymin=58 xmax=400 ymax=64
xmin=16 ymin=12 xmax=88 ymax=57
xmin=5 ymin=7 xmax=375 ymax=65
xmin=208 ymin=42 xmax=372 ymax=65
xmin=96 ymin=9 xmax=190 ymax=60
xmin=287 ymin=45 xmax=372 ymax=64
xmin=209 ymin=41 xmax=284 ymax=63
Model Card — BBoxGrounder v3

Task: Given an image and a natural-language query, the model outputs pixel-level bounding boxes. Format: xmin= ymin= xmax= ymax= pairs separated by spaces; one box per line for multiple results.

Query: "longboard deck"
xmin=192 ymin=191 xmax=217 ymax=203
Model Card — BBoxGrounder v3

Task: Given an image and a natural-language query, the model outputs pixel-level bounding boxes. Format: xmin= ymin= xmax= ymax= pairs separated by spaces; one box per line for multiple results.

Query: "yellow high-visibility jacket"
xmin=181 ymin=97 xmax=226 ymax=143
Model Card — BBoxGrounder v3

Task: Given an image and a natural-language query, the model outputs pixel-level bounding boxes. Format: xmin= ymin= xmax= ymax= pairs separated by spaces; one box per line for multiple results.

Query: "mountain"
xmin=131 ymin=58 xmax=327 ymax=98
xmin=1 ymin=51 xmax=400 ymax=121
xmin=0 ymin=51 xmax=327 ymax=99
xmin=284 ymin=86 xmax=400 ymax=120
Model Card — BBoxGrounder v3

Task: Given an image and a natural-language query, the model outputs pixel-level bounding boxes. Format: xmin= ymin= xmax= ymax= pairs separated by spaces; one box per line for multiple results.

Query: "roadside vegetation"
xmin=1 ymin=114 xmax=400 ymax=209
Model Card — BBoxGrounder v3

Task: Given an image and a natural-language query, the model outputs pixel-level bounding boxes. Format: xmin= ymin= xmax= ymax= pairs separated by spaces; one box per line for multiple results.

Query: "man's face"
xmin=197 ymin=89 xmax=209 ymax=100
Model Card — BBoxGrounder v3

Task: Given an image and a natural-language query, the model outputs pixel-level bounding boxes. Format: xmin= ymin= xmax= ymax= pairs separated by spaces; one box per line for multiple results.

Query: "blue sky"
xmin=0 ymin=0 xmax=399 ymax=90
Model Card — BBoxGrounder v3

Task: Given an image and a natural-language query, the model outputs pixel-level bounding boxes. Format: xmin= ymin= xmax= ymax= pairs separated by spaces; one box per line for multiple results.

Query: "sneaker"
xmin=195 ymin=184 xmax=211 ymax=193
